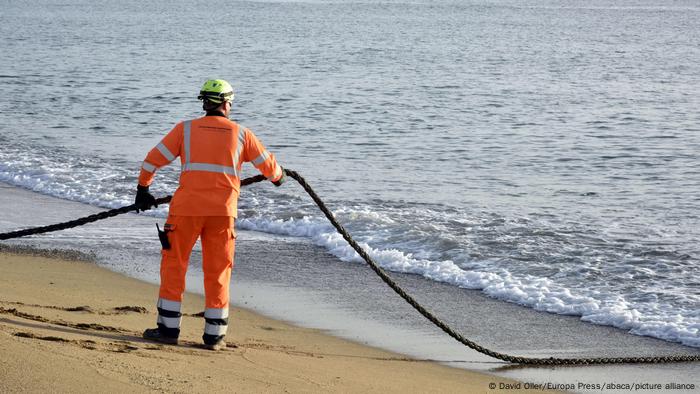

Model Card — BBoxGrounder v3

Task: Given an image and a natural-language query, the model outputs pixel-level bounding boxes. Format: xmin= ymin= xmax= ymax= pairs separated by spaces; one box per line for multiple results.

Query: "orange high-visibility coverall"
xmin=138 ymin=115 xmax=282 ymax=340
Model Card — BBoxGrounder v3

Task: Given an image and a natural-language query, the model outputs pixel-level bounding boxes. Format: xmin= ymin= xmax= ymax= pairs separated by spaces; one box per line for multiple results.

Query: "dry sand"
xmin=0 ymin=251 xmax=549 ymax=393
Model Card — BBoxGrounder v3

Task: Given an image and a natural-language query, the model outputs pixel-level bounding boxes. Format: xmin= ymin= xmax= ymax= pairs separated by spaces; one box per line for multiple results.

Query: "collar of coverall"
xmin=204 ymin=111 xmax=227 ymax=117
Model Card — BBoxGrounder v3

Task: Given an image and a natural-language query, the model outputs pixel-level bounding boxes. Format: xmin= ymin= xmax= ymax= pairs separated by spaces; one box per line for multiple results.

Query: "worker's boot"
xmin=203 ymin=336 xmax=226 ymax=351
xmin=143 ymin=327 xmax=179 ymax=345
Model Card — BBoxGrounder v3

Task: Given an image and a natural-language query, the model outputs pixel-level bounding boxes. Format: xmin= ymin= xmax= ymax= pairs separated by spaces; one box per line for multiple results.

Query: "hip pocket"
xmin=157 ymin=223 xmax=175 ymax=250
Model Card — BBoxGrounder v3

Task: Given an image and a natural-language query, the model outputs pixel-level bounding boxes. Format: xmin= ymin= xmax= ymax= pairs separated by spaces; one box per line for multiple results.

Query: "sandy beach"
xmin=0 ymin=250 xmax=546 ymax=393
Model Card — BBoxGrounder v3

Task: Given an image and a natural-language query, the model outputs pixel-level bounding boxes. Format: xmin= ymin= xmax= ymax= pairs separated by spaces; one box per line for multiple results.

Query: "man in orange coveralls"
xmin=134 ymin=79 xmax=285 ymax=350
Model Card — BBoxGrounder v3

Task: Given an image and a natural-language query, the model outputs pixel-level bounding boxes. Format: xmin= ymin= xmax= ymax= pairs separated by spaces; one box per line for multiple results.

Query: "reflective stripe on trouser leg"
xmin=203 ymin=307 xmax=229 ymax=344
xmin=200 ymin=216 xmax=235 ymax=345
xmin=156 ymin=298 xmax=182 ymax=338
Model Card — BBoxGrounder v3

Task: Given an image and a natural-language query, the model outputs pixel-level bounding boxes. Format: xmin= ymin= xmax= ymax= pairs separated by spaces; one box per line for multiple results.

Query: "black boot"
xmin=143 ymin=327 xmax=178 ymax=345
xmin=202 ymin=336 xmax=226 ymax=351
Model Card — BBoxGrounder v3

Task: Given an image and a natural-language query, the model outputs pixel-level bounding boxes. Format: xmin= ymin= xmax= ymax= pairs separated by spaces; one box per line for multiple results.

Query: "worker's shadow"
xmin=2 ymin=316 xmax=230 ymax=352
xmin=2 ymin=316 xmax=155 ymax=346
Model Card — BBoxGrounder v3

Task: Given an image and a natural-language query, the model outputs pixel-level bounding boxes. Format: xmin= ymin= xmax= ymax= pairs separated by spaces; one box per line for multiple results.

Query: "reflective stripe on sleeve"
xmin=156 ymin=142 xmax=176 ymax=162
xmin=204 ymin=307 xmax=229 ymax=319
xmin=238 ymin=126 xmax=246 ymax=145
xmin=142 ymin=161 xmax=157 ymax=173
xmin=157 ymin=315 xmax=182 ymax=329
xmin=157 ymin=298 xmax=181 ymax=313
xmin=267 ymin=164 xmax=283 ymax=181
xmin=251 ymin=150 xmax=270 ymax=166
xmin=183 ymin=163 xmax=238 ymax=176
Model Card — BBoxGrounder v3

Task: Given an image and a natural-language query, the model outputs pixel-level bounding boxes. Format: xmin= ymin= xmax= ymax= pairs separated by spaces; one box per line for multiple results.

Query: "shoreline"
xmin=1 ymin=182 xmax=699 ymax=393
xmin=0 ymin=250 xmax=540 ymax=393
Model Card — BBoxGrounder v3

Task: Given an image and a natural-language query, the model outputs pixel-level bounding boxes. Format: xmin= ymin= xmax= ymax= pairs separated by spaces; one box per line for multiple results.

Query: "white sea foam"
xmin=0 ymin=148 xmax=169 ymax=217
xmin=238 ymin=214 xmax=700 ymax=348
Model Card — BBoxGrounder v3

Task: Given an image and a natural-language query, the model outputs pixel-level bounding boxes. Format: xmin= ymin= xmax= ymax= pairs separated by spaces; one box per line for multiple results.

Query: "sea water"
xmin=0 ymin=0 xmax=698 ymax=349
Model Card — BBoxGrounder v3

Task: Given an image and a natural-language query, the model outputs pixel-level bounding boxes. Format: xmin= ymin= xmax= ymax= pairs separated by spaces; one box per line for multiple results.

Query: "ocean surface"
xmin=1 ymin=0 xmax=699 ymax=353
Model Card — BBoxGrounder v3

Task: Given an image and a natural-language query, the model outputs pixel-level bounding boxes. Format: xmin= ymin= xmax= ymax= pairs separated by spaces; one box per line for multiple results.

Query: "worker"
xmin=134 ymin=79 xmax=285 ymax=350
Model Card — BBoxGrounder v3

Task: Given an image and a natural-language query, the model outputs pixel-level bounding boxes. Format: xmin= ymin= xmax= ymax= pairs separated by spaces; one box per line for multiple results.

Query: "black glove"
xmin=135 ymin=185 xmax=157 ymax=213
xmin=272 ymin=169 xmax=286 ymax=187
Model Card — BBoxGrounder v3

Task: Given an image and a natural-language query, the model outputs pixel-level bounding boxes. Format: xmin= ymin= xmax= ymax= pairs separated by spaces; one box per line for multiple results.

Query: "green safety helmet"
xmin=197 ymin=79 xmax=234 ymax=104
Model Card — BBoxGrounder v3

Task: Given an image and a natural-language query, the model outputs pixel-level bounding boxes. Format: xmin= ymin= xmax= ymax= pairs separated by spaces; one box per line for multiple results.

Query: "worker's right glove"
xmin=135 ymin=185 xmax=158 ymax=213
xmin=272 ymin=169 xmax=286 ymax=187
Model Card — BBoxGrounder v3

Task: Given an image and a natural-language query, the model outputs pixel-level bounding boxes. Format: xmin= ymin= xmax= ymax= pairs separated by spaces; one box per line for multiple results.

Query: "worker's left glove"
xmin=272 ymin=170 xmax=286 ymax=187
xmin=135 ymin=185 xmax=158 ymax=213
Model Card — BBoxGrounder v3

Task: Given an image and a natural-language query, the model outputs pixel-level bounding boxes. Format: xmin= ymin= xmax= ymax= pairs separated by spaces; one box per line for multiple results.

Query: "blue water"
xmin=1 ymin=0 xmax=699 ymax=348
